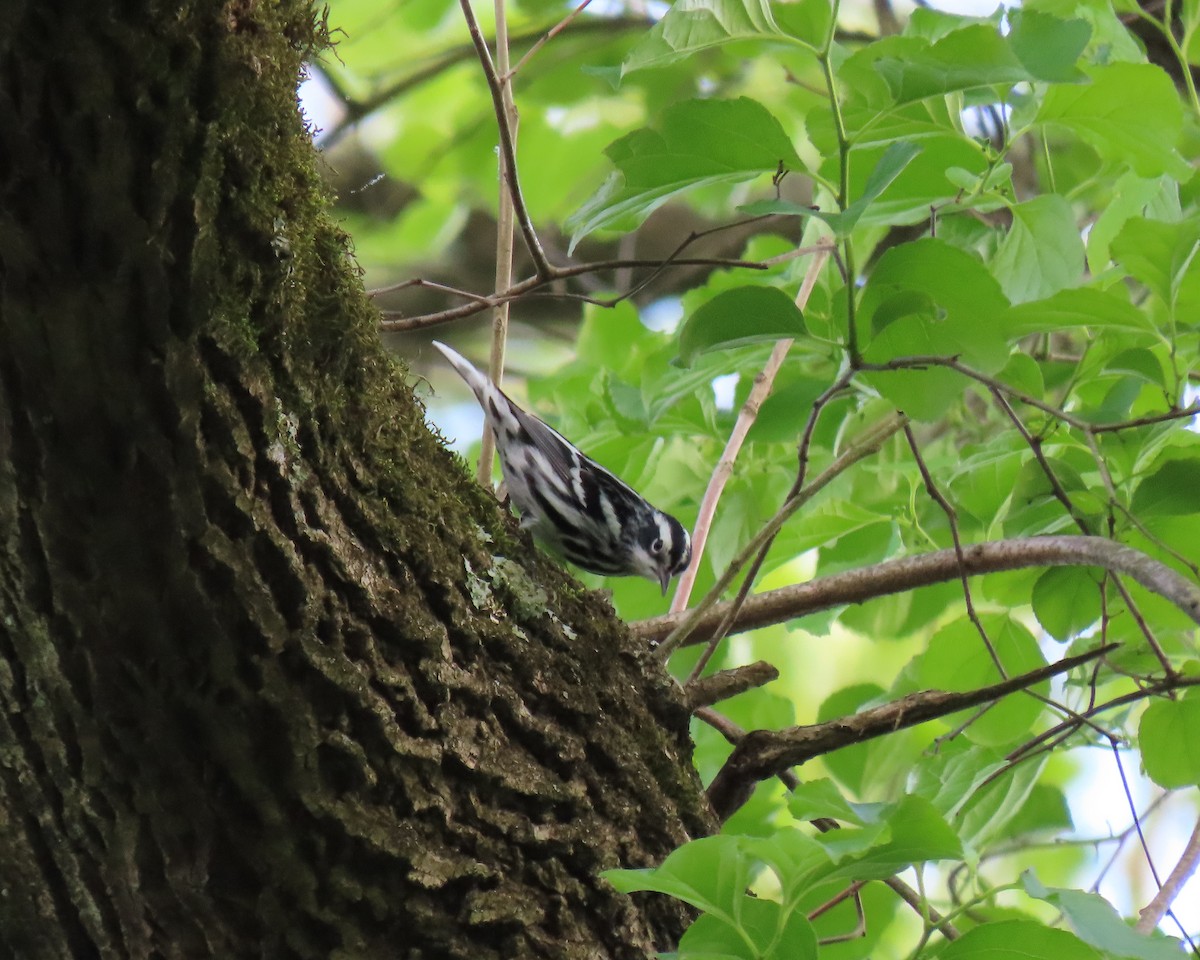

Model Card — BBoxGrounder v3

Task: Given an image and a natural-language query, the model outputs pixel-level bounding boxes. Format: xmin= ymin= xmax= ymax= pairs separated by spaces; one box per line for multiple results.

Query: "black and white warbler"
xmin=433 ymin=341 xmax=692 ymax=594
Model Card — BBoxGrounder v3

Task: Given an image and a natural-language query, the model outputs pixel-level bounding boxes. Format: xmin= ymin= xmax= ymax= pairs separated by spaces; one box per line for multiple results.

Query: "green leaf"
xmin=954 ymin=752 xmax=1047 ymax=852
xmin=745 ymin=828 xmax=835 ymax=911
xmin=941 ymin=921 xmax=1101 ymax=960
xmin=914 ymin=742 xmax=1049 ymax=852
xmin=677 ymin=286 xmax=805 ymax=366
xmin=1111 ymin=216 xmax=1200 ymax=315
xmin=1132 ymin=458 xmax=1200 ymax=516
xmin=741 ymin=142 xmax=922 ymax=237
xmin=1023 ymin=873 xmax=1185 ymax=960
xmin=620 ymin=0 xmax=786 ymax=77
xmin=679 ymin=896 xmax=818 ymax=960
xmin=863 ymin=13 xmax=1085 ymax=103
xmin=1031 ymin=566 xmax=1104 ymax=641
xmin=772 ymin=0 xmax=832 ymax=47
xmin=566 ymin=97 xmax=803 ymax=248
xmin=1035 ymin=63 xmax=1188 ymax=179
xmin=871 ymin=26 xmax=1032 ymax=104
xmin=1006 ymin=287 xmax=1153 ymax=334
xmin=786 ymin=778 xmax=886 ymax=826
xmin=990 ymin=196 xmax=1085 ymax=304
xmin=1005 ymin=783 xmax=1074 ymax=838
xmin=603 ymin=835 xmax=750 ymax=916
xmin=916 ymin=614 xmax=1047 ymax=745
xmin=1140 ymin=698 xmax=1200 ymax=787
xmin=861 ymin=239 xmax=1010 ymax=370
xmin=745 ymin=376 xmax=829 ymax=443
xmin=1086 ymin=174 xmax=1173 ymax=272
xmin=1008 ymin=9 xmax=1091 ymax=82
xmin=824 ymin=795 xmax=964 ymax=880
xmin=1106 ymin=348 xmax=1165 ymax=388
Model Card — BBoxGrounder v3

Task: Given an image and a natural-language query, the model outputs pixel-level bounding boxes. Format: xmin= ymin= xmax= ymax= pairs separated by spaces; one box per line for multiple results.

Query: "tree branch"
xmin=376 ymin=256 xmax=769 ymax=331
xmin=693 ymin=708 xmax=961 ymax=941
xmin=634 ymin=535 xmax=1200 ymax=647
xmin=705 ymin=645 xmax=1115 ymax=821
xmin=1136 ymin=811 xmax=1200 ymax=934
xmin=686 ymin=661 xmax=780 ymax=712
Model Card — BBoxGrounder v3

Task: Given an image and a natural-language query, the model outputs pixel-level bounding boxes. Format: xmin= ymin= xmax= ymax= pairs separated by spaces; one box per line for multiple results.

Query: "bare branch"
xmin=378 ymin=257 xmax=769 ymax=331
xmin=686 ymin=661 xmax=780 ymax=711
xmin=506 ymin=0 xmax=593 ymax=79
xmin=635 ymin=535 xmax=1200 ymax=646
xmin=704 ymin=646 xmax=1115 ymax=821
xmin=692 ymin=708 xmax=961 ymax=942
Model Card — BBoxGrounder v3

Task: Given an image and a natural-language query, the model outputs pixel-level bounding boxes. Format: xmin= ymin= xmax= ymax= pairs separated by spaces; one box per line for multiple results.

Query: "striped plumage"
xmin=433 ymin=341 xmax=691 ymax=593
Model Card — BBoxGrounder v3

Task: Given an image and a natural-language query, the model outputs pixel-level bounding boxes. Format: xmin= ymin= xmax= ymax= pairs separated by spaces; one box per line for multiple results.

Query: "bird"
xmin=432 ymin=340 xmax=692 ymax=594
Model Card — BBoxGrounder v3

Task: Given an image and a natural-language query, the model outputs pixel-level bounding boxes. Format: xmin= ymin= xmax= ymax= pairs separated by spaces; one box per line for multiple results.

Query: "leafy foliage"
xmin=316 ymin=0 xmax=1200 ymax=954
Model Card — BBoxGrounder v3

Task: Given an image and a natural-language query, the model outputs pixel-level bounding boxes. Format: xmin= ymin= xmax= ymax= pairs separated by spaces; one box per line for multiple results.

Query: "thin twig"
xmin=378 ymin=256 xmax=769 ymax=331
xmin=988 ymin=385 xmax=1175 ymax=677
xmin=815 ymin=886 xmax=867 ymax=945
xmin=459 ymin=0 xmax=552 ymax=277
xmin=1110 ymin=741 xmax=1164 ymax=890
xmin=506 ymin=0 xmax=593 ymax=78
xmin=676 ymin=369 xmax=861 ymax=678
xmin=903 ymin=424 xmax=1004 ymax=674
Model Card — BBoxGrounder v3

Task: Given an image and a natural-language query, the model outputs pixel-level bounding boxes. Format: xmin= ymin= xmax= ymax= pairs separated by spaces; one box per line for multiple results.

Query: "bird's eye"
xmin=651 ymin=537 xmax=664 ymax=554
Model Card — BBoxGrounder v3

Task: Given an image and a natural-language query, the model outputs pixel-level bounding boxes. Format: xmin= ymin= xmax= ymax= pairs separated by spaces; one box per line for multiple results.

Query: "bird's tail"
xmin=432 ymin=340 xmax=492 ymax=406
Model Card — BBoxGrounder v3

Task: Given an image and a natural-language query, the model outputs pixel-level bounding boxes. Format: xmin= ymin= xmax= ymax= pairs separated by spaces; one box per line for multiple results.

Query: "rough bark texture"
xmin=0 ymin=3 xmax=713 ymax=957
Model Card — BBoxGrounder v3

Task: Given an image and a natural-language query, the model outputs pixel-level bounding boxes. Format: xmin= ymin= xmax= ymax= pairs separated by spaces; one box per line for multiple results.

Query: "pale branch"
xmin=634 ymin=535 xmax=1200 ymax=647
xmin=686 ymin=661 xmax=780 ymax=712
xmin=477 ymin=0 xmax=519 ymax=489
xmin=1136 ymin=811 xmax=1200 ymax=935
xmin=671 ymin=245 xmax=832 ymax=615
xmin=704 ymin=646 xmax=1115 ymax=822
xmin=656 ymin=412 xmax=909 ymax=660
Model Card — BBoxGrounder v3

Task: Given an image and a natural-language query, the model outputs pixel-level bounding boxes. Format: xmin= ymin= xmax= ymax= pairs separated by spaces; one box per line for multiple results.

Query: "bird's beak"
xmin=659 ymin=569 xmax=670 ymax=596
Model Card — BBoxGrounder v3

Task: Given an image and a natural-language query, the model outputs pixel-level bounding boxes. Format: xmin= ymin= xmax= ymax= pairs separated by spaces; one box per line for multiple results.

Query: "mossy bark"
xmin=0 ymin=4 xmax=713 ymax=957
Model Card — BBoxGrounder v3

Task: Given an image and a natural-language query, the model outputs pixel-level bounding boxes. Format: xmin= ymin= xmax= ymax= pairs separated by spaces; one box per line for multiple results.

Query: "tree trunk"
xmin=0 ymin=4 xmax=712 ymax=957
